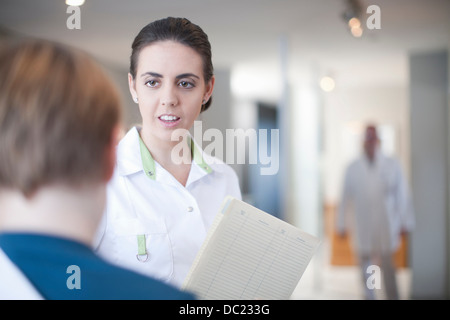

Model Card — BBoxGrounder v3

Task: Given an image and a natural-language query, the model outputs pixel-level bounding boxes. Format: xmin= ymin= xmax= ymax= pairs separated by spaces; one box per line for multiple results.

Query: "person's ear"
xmin=103 ymin=125 xmax=121 ymax=182
xmin=203 ymin=75 xmax=215 ymax=104
xmin=128 ymin=73 xmax=138 ymax=104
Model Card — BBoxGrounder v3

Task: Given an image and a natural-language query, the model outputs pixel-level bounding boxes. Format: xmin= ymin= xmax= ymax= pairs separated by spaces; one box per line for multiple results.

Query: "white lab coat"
xmin=0 ymin=248 xmax=43 ymax=300
xmin=94 ymin=127 xmax=242 ymax=288
xmin=336 ymin=150 xmax=415 ymax=255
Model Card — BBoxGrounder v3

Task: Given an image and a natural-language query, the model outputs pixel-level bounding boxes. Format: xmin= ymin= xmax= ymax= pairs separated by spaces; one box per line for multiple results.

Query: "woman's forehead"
xmin=137 ymin=41 xmax=203 ymax=75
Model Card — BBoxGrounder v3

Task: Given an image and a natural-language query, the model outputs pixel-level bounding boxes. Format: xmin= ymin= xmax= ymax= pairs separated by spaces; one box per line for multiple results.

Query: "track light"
xmin=66 ymin=0 xmax=85 ymax=6
xmin=342 ymin=0 xmax=364 ymax=38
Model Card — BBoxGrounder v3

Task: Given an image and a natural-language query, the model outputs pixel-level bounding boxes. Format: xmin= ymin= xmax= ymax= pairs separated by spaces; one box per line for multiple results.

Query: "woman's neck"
xmin=139 ymin=127 xmax=192 ymax=186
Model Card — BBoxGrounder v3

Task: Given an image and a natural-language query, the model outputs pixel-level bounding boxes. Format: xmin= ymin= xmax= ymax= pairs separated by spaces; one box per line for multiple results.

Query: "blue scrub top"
xmin=0 ymin=232 xmax=196 ymax=300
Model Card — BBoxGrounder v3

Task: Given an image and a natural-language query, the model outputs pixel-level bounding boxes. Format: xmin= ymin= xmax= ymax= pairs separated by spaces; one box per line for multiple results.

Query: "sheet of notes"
xmin=182 ymin=197 xmax=321 ymax=300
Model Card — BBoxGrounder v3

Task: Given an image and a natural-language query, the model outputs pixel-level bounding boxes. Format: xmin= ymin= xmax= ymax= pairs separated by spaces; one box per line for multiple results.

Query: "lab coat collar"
xmin=116 ymin=126 xmax=218 ymax=178
xmin=116 ymin=126 xmax=143 ymax=176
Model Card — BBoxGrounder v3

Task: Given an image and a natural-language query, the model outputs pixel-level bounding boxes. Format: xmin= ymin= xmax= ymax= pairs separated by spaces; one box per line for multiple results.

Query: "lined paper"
xmin=182 ymin=196 xmax=321 ymax=300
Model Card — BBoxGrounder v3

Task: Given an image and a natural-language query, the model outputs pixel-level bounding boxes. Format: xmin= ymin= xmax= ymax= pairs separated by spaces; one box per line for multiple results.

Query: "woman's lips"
xmin=158 ymin=114 xmax=181 ymax=127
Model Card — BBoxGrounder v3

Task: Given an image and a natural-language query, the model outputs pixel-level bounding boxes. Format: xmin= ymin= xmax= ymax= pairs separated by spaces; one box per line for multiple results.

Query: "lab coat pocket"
xmin=113 ymin=218 xmax=174 ymax=282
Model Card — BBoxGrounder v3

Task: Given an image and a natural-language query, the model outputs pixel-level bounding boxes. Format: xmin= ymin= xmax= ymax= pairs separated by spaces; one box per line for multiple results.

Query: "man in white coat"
xmin=336 ymin=124 xmax=415 ymax=300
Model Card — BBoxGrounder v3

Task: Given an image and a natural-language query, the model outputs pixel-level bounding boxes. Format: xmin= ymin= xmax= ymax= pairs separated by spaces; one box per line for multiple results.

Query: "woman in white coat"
xmin=336 ymin=124 xmax=415 ymax=299
xmin=94 ymin=17 xmax=242 ymax=288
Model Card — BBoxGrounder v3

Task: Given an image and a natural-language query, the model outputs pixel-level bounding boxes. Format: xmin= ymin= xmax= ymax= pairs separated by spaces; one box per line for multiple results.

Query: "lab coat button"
xmin=187 ymin=206 xmax=194 ymax=212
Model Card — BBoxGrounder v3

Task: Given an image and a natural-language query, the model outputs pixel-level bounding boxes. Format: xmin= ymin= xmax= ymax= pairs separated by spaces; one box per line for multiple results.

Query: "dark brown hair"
xmin=0 ymin=39 xmax=122 ymax=197
xmin=129 ymin=17 xmax=214 ymax=112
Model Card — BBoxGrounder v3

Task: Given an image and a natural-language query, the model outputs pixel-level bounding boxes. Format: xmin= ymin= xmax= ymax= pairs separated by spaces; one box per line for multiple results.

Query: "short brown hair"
xmin=0 ymin=39 xmax=122 ymax=197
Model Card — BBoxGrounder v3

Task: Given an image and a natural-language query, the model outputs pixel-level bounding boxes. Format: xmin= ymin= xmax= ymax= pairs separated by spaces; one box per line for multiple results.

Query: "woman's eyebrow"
xmin=140 ymin=72 xmax=200 ymax=80
xmin=176 ymin=73 xmax=200 ymax=80
xmin=140 ymin=71 xmax=163 ymax=78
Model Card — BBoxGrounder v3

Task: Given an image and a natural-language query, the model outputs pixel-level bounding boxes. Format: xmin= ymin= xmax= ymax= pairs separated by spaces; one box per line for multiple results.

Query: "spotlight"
xmin=342 ymin=0 xmax=364 ymax=38
xmin=320 ymin=76 xmax=335 ymax=92
xmin=350 ymin=26 xmax=363 ymax=37
xmin=348 ymin=17 xmax=361 ymax=28
xmin=66 ymin=0 xmax=85 ymax=6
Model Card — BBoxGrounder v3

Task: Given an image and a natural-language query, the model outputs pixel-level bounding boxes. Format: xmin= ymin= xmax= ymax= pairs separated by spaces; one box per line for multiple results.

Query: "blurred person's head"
xmin=363 ymin=124 xmax=380 ymax=162
xmin=0 ymin=39 xmax=122 ymax=198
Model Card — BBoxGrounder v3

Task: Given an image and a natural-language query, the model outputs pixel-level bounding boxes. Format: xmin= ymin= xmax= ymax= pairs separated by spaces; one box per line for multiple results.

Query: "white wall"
xmin=289 ymin=72 xmax=322 ymax=237
xmin=409 ymin=50 xmax=449 ymax=299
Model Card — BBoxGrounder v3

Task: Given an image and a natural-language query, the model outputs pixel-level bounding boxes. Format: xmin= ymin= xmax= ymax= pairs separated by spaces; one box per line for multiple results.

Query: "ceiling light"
xmin=342 ymin=0 xmax=364 ymax=38
xmin=348 ymin=17 xmax=361 ymax=29
xmin=66 ymin=0 xmax=85 ymax=6
xmin=350 ymin=26 xmax=363 ymax=38
xmin=320 ymin=76 xmax=335 ymax=92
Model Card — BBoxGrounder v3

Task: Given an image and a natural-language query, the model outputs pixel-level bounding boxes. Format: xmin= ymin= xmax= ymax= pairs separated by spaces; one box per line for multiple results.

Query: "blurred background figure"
xmin=336 ymin=124 xmax=415 ymax=300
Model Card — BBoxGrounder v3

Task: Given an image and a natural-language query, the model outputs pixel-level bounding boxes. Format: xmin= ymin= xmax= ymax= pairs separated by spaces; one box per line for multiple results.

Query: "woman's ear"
xmin=128 ymin=73 xmax=138 ymax=103
xmin=203 ymin=75 xmax=215 ymax=103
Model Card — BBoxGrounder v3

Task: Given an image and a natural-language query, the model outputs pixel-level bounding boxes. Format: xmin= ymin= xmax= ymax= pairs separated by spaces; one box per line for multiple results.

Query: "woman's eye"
xmin=145 ymin=80 xmax=158 ymax=87
xmin=178 ymin=81 xmax=194 ymax=88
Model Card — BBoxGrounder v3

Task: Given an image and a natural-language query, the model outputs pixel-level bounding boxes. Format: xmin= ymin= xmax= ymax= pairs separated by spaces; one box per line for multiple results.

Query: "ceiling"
xmin=0 ymin=0 xmax=449 ymax=90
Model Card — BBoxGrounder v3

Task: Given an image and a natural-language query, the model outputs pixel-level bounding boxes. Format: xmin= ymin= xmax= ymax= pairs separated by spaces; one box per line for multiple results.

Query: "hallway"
xmin=291 ymin=238 xmax=412 ymax=300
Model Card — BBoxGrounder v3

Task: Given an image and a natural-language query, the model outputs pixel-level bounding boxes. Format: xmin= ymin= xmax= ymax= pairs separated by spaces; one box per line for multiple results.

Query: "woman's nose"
xmin=160 ymin=86 xmax=178 ymax=107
